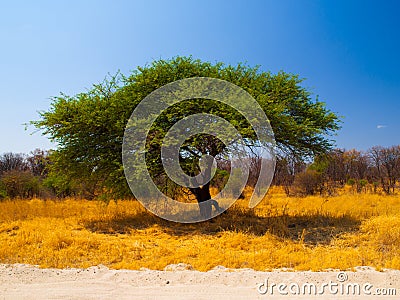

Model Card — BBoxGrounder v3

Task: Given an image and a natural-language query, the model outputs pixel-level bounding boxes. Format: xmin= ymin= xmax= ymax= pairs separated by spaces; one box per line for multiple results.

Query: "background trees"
xmin=369 ymin=146 xmax=400 ymax=194
xmin=0 ymin=150 xmax=50 ymax=199
xmin=0 ymin=153 xmax=27 ymax=175
xmin=0 ymin=145 xmax=399 ymax=199
xmin=288 ymin=146 xmax=400 ymax=196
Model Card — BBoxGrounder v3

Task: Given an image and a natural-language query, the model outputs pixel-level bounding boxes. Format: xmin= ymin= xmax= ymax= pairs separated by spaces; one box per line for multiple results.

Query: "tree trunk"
xmin=190 ymin=182 xmax=222 ymax=219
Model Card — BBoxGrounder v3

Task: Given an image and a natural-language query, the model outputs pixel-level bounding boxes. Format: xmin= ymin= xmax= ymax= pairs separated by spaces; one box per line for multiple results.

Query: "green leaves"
xmin=32 ymin=56 xmax=341 ymax=198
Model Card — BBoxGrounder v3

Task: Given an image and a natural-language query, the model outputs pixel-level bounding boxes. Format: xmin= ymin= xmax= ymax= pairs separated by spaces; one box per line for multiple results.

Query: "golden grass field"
xmin=1 ymin=187 xmax=400 ymax=272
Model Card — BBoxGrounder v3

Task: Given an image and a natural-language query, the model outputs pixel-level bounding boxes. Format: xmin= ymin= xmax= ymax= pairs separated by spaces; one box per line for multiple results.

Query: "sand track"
xmin=1 ymin=264 xmax=399 ymax=299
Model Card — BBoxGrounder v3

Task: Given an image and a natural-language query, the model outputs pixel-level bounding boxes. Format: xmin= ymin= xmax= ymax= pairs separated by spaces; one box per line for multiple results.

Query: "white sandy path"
xmin=0 ymin=264 xmax=399 ymax=300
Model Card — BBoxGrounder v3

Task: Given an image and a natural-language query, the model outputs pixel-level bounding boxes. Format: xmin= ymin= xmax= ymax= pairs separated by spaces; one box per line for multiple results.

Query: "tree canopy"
xmin=32 ymin=56 xmax=341 ymax=213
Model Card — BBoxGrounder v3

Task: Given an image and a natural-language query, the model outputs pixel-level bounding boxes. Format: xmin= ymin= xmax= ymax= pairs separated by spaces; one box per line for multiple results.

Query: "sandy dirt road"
xmin=1 ymin=264 xmax=399 ymax=299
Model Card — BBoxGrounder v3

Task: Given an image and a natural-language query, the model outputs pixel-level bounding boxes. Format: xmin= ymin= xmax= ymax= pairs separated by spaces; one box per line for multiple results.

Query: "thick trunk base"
xmin=191 ymin=185 xmax=222 ymax=219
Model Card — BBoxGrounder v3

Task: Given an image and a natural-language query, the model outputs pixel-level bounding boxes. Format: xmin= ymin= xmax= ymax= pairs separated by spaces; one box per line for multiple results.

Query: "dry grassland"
xmin=1 ymin=187 xmax=399 ymax=271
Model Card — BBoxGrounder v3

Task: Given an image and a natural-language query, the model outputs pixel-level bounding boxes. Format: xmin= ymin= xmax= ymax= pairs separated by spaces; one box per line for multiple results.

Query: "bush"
xmin=347 ymin=178 xmax=369 ymax=193
xmin=290 ymin=169 xmax=324 ymax=196
xmin=0 ymin=170 xmax=40 ymax=198
xmin=42 ymin=172 xmax=77 ymax=198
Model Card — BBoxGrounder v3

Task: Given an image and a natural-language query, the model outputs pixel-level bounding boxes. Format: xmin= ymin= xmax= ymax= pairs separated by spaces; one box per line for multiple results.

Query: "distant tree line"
xmin=271 ymin=145 xmax=400 ymax=196
xmin=0 ymin=149 xmax=80 ymax=199
xmin=0 ymin=145 xmax=399 ymax=200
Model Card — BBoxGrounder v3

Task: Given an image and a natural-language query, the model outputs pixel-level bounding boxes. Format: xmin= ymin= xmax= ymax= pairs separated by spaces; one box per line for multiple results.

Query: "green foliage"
xmin=359 ymin=179 xmax=368 ymax=187
xmin=347 ymin=178 xmax=356 ymax=186
xmin=42 ymin=172 xmax=77 ymax=198
xmin=32 ymin=56 xmax=341 ymax=198
xmin=309 ymin=154 xmax=329 ymax=173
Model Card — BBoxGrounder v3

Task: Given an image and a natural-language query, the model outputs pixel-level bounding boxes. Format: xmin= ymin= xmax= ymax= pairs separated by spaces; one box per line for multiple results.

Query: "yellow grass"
xmin=0 ymin=190 xmax=400 ymax=271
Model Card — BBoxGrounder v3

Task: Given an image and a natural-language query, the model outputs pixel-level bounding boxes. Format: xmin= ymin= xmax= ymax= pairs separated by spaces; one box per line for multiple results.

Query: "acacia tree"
xmin=33 ymin=57 xmax=340 ymax=217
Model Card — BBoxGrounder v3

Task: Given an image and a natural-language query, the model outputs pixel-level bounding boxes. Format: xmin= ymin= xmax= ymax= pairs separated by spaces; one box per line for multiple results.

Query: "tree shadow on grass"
xmin=83 ymin=204 xmax=361 ymax=246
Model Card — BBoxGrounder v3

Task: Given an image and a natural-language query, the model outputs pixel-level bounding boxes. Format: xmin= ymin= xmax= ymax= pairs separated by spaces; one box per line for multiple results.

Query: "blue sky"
xmin=1 ymin=0 xmax=399 ymax=153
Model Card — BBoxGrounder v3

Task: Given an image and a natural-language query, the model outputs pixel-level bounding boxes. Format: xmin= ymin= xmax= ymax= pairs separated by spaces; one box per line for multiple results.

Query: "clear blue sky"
xmin=1 ymin=0 xmax=399 ymax=154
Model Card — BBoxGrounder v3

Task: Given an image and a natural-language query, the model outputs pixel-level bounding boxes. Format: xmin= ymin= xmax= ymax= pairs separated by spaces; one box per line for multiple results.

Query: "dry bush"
xmin=290 ymin=170 xmax=324 ymax=196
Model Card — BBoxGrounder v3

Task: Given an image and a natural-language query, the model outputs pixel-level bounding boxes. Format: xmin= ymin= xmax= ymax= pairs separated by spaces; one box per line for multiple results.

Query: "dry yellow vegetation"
xmin=1 ymin=188 xmax=400 ymax=271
